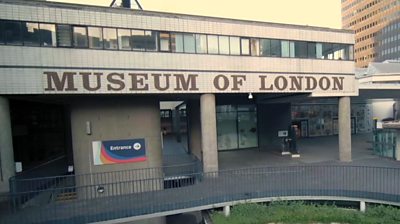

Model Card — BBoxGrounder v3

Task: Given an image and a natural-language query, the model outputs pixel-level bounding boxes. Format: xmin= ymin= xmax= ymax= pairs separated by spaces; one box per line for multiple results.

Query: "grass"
xmin=211 ymin=201 xmax=400 ymax=224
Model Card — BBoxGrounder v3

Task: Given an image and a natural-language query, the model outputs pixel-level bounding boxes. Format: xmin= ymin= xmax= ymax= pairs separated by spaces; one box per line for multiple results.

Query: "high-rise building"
xmin=342 ymin=0 xmax=400 ymax=67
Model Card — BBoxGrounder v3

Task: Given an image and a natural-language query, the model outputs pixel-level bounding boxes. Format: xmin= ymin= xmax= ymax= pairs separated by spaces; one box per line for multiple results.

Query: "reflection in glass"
xmin=117 ymin=29 xmax=131 ymax=50
xmin=144 ymin=30 xmax=157 ymax=51
xmin=238 ymin=111 xmax=258 ymax=149
xmin=270 ymin=39 xmax=281 ymax=57
xmin=217 ymin=105 xmax=238 ymax=150
xmin=195 ymin=34 xmax=207 ymax=53
xmin=229 ymin=37 xmax=240 ymax=55
xmin=131 ymin=29 xmax=145 ymax=51
xmin=171 ymin=33 xmax=184 ymax=52
xmin=322 ymin=43 xmax=333 ymax=59
xmin=219 ymin=36 xmax=230 ymax=54
xmin=289 ymin=41 xmax=295 ymax=57
xmin=88 ymin=27 xmax=103 ymax=49
xmin=316 ymin=43 xmax=323 ymax=58
xmin=73 ymin=26 xmax=88 ymax=48
xmin=183 ymin=34 xmax=195 ymax=53
xmin=241 ymin=38 xmax=250 ymax=55
xmin=103 ymin=28 xmax=118 ymax=49
xmin=22 ymin=22 xmax=40 ymax=46
xmin=4 ymin=21 xmax=22 ymax=45
xmin=39 ymin=24 xmax=56 ymax=47
xmin=281 ymin=40 xmax=290 ymax=57
xmin=207 ymin=35 xmax=219 ymax=54
xmin=307 ymin=42 xmax=316 ymax=58
xmin=294 ymin=41 xmax=308 ymax=58
xmin=159 ymin=32 xmax=170 ymax=51
xmin=250 ymin=38 xmax=259 ymax=56
xmin=260 ymin=39 xmax=270 ymax=56
xmin=56 ymin=24 xmax=72 ymax=47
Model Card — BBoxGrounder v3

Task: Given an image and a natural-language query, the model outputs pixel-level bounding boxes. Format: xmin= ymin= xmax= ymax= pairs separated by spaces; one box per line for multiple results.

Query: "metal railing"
xmin=373 ymin=129 xmax=397 ymax=159
xmin=1 ymin=165 xmax=400 ymax=223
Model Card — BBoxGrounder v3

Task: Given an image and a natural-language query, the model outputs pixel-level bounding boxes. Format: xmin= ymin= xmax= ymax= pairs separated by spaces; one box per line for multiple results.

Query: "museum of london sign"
xmin=43 ymin=71 xmax=356 ymax=95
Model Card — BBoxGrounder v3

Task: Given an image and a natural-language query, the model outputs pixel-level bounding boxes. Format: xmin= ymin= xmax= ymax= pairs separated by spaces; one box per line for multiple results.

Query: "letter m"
xmin=44 ymin=71 xmax=78 ymax=91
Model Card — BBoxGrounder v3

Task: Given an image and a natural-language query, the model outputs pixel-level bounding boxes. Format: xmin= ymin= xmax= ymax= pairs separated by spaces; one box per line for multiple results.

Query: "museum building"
xmin=0 ymin=0 xmax=356 ymax=194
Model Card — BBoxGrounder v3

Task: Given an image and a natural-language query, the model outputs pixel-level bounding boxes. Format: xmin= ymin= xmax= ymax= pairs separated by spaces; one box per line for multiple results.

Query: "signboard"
xmin=92 ymin=138 xmax=146 ymax=165
xmin=278 ymin=130 xmax=288 ymax=137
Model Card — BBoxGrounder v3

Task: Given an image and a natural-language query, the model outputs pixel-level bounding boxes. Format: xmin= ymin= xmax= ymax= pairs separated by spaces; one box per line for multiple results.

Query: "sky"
xmin=50 ymin=0 xmax=342 ymax=29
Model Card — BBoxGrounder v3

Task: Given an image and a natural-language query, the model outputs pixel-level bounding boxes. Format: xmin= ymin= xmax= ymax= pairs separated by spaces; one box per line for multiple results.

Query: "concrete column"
xmin=338 ymin=96 xmax=352 ymax=162
xmin=0 ymin=96 xmax=15 ymax=193
xmin=200 ymin=94 xmax=218 ymax=172
xmin=360 ymin=201 xmax=366 ymax=212
xmin=223 ymin=205 xmax=231 ymax=217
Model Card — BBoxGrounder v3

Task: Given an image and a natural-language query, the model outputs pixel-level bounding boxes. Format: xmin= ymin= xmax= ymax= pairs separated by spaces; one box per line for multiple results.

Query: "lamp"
xmin=248 ymin=93 xmax=253 ymax=99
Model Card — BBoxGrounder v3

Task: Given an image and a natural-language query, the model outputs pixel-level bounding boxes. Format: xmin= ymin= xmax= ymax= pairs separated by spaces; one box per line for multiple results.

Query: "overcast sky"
xmin=50 ymin=0 xmax=342 ymax=29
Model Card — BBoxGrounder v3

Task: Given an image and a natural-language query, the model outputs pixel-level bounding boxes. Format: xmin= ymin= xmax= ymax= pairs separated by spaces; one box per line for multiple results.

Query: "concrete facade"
xmin=200 ymin=94 xmax=218 ymax=172
xmin=339 ymin=96 xmax=352 ymax=162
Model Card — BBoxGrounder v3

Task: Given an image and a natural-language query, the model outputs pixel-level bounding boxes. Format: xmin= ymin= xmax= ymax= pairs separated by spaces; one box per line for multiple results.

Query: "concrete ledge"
xmin=90 ymin=196 xmax=400 ymax=224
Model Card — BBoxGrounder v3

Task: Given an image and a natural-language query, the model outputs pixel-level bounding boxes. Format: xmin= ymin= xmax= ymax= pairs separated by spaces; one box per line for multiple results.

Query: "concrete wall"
xmin=258 ymin=103 xmax=291 ymax=150
xmin=70 ymin=96 xmax=162 ymax=181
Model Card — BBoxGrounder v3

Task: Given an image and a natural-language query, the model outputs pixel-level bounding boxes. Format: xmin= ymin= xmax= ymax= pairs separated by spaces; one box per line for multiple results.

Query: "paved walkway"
xmin=219 ymin=133 xmax=400 ymax=170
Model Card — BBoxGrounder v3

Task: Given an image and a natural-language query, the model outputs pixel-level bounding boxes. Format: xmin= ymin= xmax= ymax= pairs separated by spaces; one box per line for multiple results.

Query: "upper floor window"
xmin=22 ymin=22 xmax=40 ymax=46
xmin=159 ymin=32 xmax=170 ymax=51
xmin=183 ymin=34 xmax=196 ymax=53
xmin=2 ymin=21 xmax=22 ymax=45
xmin=195 ymin=34 xmax=207 ymax=54
xmin=56 ymin=24 xmax=72 ymax=47
xmin=241 ymin=38 xmax=250 ymax=55
xmin=103 ymin=28 xmax=118 ymax=49
xmin=229 ymin=37 xmax=240 ymax=55
xmin=171 ymin=33 xmax=184 ymax=53
xmin=73 ymin=26 xmax=88 ymax=48
xmin=117 ymin=28 xmax=131 ymax=50
xmin=39 ymin=24 xmax=56 ymax=47
xmin=218 ymin=36 xmax=230 ymax=55
xmin=88 ymin=27 xmax=103 ymax=49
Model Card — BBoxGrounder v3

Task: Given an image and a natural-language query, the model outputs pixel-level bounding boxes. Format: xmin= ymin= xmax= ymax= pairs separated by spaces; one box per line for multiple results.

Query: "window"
xmin=307 ymin=42 xmax=316 ymax=58
xmin=270 ymin=39 xmax=281 ymax=57
xmin=117 ymin=28 xmax=131 ymax=50
xmin=281 ymin=40 xmax=290 ymax=57
xmin=183 ymin=34 xmax=196 ymax=53
xmin=218 ymin=36 xmax=230 ymax=54
xmin=39 ymin=24 xmax=56 ymax=47
xmin=294 ymin=41 xmax=308 ymax=58
xmin=250 ymin=38 xmax=259 ymax=56
xmin=229 ymin=37 xmax=240 ymax=55
xmin=207 ymin=35 xmax=219 ymax=54
xmin=348 ymin=45 xmax=354 ymax=60
xmin=241 ymin=38 xmax=250 ymax=55
xmin=56 ymin=24 xmax=72 ymax=47
xmin=131 ymin=29 xmax=145 ymax=51
xmin=22 ymin=22 xmax=40 ymax=46
xmin=171 ymin=33 xmax=184 ymax=52
xmin=88 ymin=27 xmax=103 ymax=49
xmin=289 ymin=41 xmax=295 ymax=57
xmin=0 ymin=21 xmax=4 ymax=44
xmin=144 ymin=30 xmax=157 ymax=51
xmin=73 ymin=26 xmax=88 ymax=48
xmin=195 ymin=34 xmax=207 ymax=53
xmin=103 ymin=28 xmax=117 ymax=49
xmin=4 ymin=21 xmax=22 ymax=45
xmin=322 ymin=43 xmax=334 ymax=59
xmin=316 ymin=43 xmax=323 ymax=58
xmin=159 ymin=32 xmax=170 ymax=51
xmin=260 ymin=39 xmax=270 ymax=56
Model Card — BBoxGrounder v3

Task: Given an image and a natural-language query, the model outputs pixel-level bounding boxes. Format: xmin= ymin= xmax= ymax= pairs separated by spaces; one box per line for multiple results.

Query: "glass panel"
xmin=131 ymin=29 xmax=145 ymax=51
xmin=289 ymin=41 xmax=295 ymax=57
xmin=333 ymin=44 xmax=347 ymax=60
xmin=229 ymin=36 xmax=240 ymax=55
xmin=159 ymin=32 xmax=170 ymax=51
xmin=4 ymin=21 xmax=22 ymax=45
xmin=183 ymin=33 xmax=195 ymax=53
xmin=195 ymin=34 xmax=207 ymax=53
xmin=73 ymin=26 xmax=88 ymax=48
xmin=260 ymin=39 xmax=271 ymax=56
xmin=348 ymin=45 xmax=354 ymax=60
xmin=218 ymin=36 xmax=230 ymax=54
xmin=316 ymin=43 xmax=323 ymax=58
xmin=241 ymin=38 xmax=250 ymax=55
xmin=217 ymin=105 xmax=238 ymax=150
xmin=171 ymin=33 xmax=184 ymax=52
xmin=103 ymin=28 xmax=118 ymax=49
xmin=270 ymin=39 xmax=281 ymax=57
xmin=0 ymin=21 xmax=4 ymax=44
xmin=88 ymin=27 xmax=103 ymax=49
xmin=307 ymin=42 xmax=316 ymax=58
xmin=322 ymin=43 xmax=334 ymax=59
xmin=22 ymin=22 xmax=40 ymax=46
xmin=144 ymin=30 xmax=157 ymax=51
xmin=39 ymin=24 xmax=56 ymax=47
xmin=294 ymin=41 xmax=308 ymax=58
xmin=56 ymin=25 xmax=72 ymax=47
xmin=207 ymin=35 xmax=219 ymax=54
xmin=250 ymin=38 xmax=259 ymax=56
xmin=117 ymin=28 xmax=131 ymax=50
xmin=281 ymin=40 xmax=290 ymax=57
xmin=238 ymin=111 xmax=258 ymax=149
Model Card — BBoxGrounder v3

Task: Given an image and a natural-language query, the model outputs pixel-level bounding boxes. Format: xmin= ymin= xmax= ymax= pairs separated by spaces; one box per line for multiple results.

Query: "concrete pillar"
xmin=200 ymin=94 xmax=218 ymax=172
xmin=0 ymin=96 xmax=15 ymax=193
xmin=223 ymin=205 xmax=231 ymax=217
xmin=338 ymin=96 xmax=352 ymax=162
xmin=360 ymin=201 xmax=366 ymax=212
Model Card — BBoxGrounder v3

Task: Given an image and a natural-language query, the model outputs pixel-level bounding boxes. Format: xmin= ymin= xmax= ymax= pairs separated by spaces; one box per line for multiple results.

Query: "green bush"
xmin=211 ymin=201 xmax=400 ymax=224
